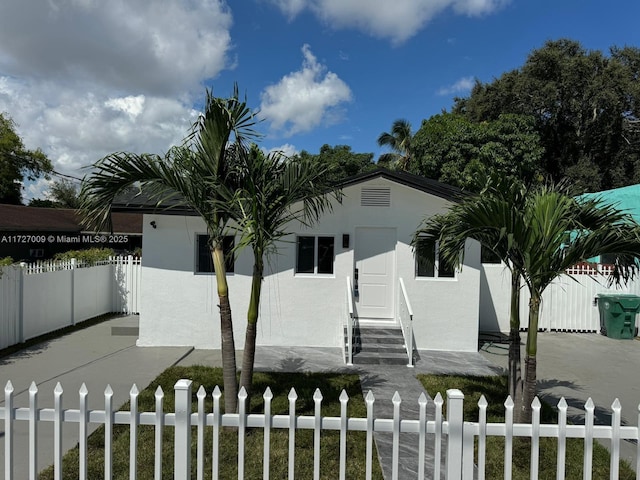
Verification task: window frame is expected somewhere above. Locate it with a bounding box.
[295,235,335,276]
[195,234,235,274]
[415,240,457,280]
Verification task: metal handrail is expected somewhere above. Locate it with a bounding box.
[345,276,356,365]
[398,278,414,367]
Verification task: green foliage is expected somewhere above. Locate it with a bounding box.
[0,113,53,205]
[296,144,375,183]
[29,179,81,209]
[412,113,544,191]
[39,367,383,480]
[53,248,114,265]
[0,256,13,266]
[27,198,57,208]
[418,374,635,479]
[453,39,640,193]
[377,119,414,170]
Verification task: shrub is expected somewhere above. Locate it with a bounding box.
[54,248,114,265]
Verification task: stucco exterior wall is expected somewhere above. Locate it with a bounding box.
[137,177,481,352]
[479,263,512,333]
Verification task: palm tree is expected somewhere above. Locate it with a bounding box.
[229,146,338,400]
[515,187,640,421]
[415,179,640,422]
[377,119,413,170]
[79,86,258,413]
[413,176,528,411]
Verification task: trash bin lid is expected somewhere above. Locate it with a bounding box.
[597,293,640,310]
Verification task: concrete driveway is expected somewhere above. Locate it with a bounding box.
[480,331,640,470]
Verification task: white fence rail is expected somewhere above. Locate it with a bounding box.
[2,380,639,480]
[0,256,141,349]
[481,263,640,333]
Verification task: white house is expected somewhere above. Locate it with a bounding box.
[116,170,482,357]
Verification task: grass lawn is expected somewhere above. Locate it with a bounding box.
[39,366,384,479]
[418,374,636,480]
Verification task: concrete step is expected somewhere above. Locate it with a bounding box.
[346,326,409,365]
[352,352,409,365]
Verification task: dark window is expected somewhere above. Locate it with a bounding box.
[296,236,334,274]
[317,236,335,274]
[196,235,234,273]
[416,240,455,278]
[296,236,315,273]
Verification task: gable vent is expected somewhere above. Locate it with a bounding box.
[361,187,391,207]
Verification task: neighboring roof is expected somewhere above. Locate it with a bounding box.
[579,184,640,223]
[0,204,143,234]
[111,168,463,214]
[112,190,194,215]
[336,168,464,202]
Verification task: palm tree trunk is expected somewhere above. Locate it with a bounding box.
[239,261,263,405]
[509,271,523,414]
[212,243,238,413]
[520,293,541,424]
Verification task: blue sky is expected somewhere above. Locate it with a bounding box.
[0,0,638,200]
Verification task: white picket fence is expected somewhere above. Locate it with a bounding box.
[0,256,141,349]
[481,263,640,333]
[2,380,639,480]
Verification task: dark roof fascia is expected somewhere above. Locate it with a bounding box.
[110,204,199,216]
[111,191,199,216]
[336,168,465,203]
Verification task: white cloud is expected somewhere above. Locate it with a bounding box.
[265,143,299,158]
[0,76,199,177]
[22,178,55,203]
[259,44,352,136]
[0,1,232,184]
[0,0,233,96]
[437,76,475,96]
[267,0,509,44]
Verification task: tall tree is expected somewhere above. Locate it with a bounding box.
[453,39,640,193]
[30,179,81,208]
[296,144,375,182]
[231,146,338,400]
[412,113,543,191]
[80,86,258,413]
[377,119,414,170]
[0,113,52,204]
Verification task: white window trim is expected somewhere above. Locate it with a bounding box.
[415,241,458,281]
[294,234,336,277]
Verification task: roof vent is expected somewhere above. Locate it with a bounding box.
[361,187,391,207]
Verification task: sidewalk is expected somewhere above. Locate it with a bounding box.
[0,315,192,480]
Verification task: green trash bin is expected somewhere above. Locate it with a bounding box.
[597,294,640,339]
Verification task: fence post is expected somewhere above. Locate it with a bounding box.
[71,258,76,326]
[19,263,25,343]
[174,379,193,479]
[446,389,464,480]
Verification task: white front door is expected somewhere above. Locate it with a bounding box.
[354,227,396,321]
